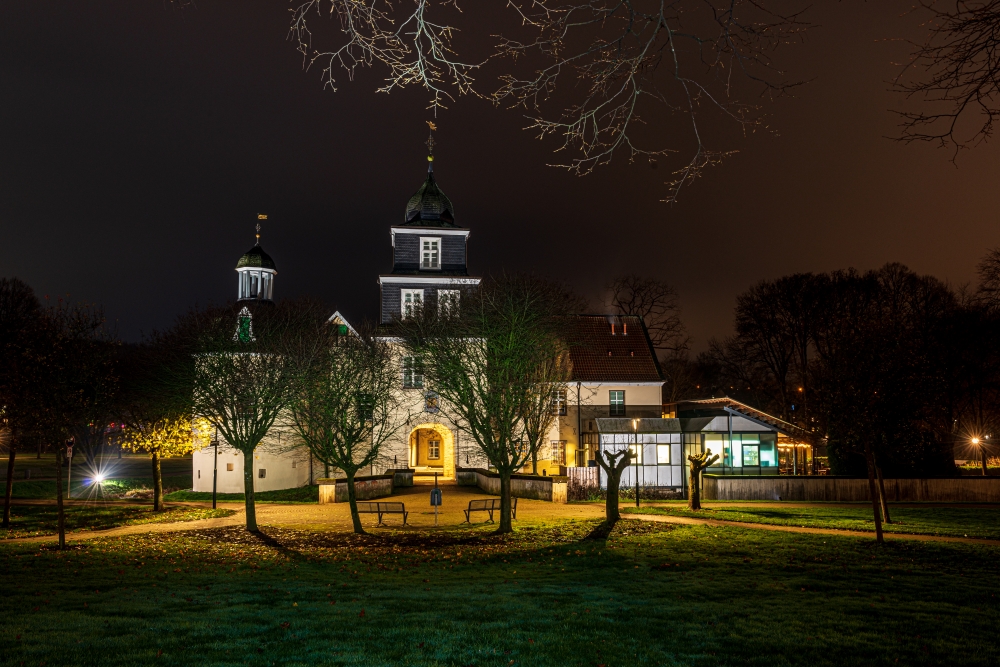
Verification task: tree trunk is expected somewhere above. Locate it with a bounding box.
[875,460,891,524]
[496,472,513,534]
[346,469,365,535]
[55,446,66,550]
[863,441,884,544]
[604,463,623,523]
[688,460,702,511]
[3,431,15,528]
[242,454,258,532]
[152,451,164,512]
[532,451,538,475]
[982,447,989,476]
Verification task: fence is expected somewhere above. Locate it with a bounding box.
[703,475,1000,502]
[567,467,600,501]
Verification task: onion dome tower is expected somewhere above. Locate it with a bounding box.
[377,124,480,324]
[236,221,276,302]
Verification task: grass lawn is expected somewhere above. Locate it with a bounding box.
[1,518,998,666]
[165,485,319,504]
[620,504,1000,540]
[1,505,235,540]
[7,476,193,500]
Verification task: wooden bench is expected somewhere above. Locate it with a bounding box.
[356,501,408,526]
[462,497,517,524]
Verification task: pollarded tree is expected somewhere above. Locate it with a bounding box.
[401,274,572,534]
[286,322,408,534]
[687,449,720,510]
[174,300,325,532]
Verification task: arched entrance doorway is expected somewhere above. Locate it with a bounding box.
[408,423,455,480]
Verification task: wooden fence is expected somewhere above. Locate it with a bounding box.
[703,475,1000,502]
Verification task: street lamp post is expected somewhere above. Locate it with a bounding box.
[212,426,219,509]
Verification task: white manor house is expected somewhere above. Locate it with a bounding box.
[192,159,788,496]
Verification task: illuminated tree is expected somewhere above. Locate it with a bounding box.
[121,416,198,511]
[687,449,719,510]
[286,323,408,534]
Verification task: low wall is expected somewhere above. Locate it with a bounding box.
[703,475,1000,502]
[316,475,394,504]
[456,467,567,503]
[385,468,414,487]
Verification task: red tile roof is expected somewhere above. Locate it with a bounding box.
[560,315,663,383]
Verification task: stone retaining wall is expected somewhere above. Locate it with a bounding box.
[456,467,567,503]
[316,475,395,504]
[703,475,1000,502]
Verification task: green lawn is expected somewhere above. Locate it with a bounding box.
[1,518,997,666]
[165,485,319,504]
[2,504,234,540]
[621,504,1000,539]
[7,476,192,500]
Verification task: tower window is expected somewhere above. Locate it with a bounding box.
[401,289,424,317]
[420,237,441,270]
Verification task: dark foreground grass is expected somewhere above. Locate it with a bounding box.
[165,485,319,504]
[621,504,1000,539]
[1,505,235,540]
[1,518,998,666]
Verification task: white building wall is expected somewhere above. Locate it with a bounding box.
[191,423,312,493]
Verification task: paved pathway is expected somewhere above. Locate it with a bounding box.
[5,484,1000,547]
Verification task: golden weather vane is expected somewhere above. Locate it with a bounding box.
[425,121,437,162]
[256,214,267,242]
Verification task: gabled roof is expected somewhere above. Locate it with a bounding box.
[327,311,358,337]
[561,315,663,384]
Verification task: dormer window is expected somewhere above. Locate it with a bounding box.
[421,237,441,270]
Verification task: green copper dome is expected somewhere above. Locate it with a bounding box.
[236,243,276,271]
[404,169,456,226]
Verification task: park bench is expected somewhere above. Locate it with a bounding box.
[463,497,517,524]
[356,501,408,526]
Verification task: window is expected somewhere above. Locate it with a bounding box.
[291,461,297,469]
[742,446,760,466]
[628,443,643,464]
[420,237,441,270]
[258,469,266,479]
[226,463,234,472]
[356,392,374,422]
[197,470,201,479]
[550,440,567,465]
[609,390,625,416]
[551,388,567,416]
[656,444,671,464]
[401,289,424,317]
[428,440,441,460]
[402,356,424,388]
[438,289,460,315]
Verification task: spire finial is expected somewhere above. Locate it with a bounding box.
[256,214,267,244]
[425,121,437,172]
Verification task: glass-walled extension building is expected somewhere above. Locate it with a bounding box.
[596,411,782,492]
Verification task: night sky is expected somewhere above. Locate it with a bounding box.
[2,2,998,350]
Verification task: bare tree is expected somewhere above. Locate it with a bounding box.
[0,278,44,529]
[289,1,812,201]
[401,274,573,534]
[895,2,1000,156]
[174,300,323,533]
[608,274,688,356]
[286,322,408,534]
[975,246,1000,309]
[687,449,720,510]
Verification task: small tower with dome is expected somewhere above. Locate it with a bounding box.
[236,221,277,302]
